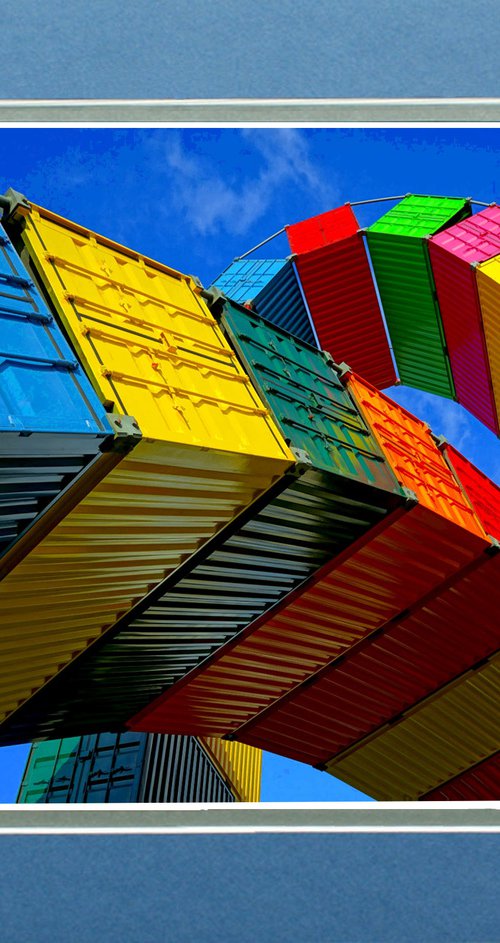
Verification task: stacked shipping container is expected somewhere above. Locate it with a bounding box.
[0,299,404,743]
[3,187,500,800]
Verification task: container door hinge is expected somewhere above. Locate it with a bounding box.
[0,272,34,291]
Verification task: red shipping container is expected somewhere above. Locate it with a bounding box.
[128,379,489,740]
[286,206,396,390]
[236,547,500,766]
[443,443,500,541]
[422,750,500,800]
[428,207,500,435]
[237,442,500,766]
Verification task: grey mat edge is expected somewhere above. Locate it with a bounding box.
[2,804,500,830]
[1,99,500,122]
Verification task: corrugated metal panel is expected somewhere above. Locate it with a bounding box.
[201,738,261,801]
[128,502,488,739]
[286,207,395,390]
[476,258,500,432]
[17,732,235,802]
[0,201,294,725]
[422,751,500,800]
[212,258,316,344]
[0,459,405,743]
[218,301,400,487]
[443,444,500,541]
[326,653,500,800]
[428,208,500,433]
[0,439,287,726]
[0,221,116,564]
[139,735,234,802]
[240,546,500,767]
[366,194,471,399]
[11,202,292,460]
[345,372,487,534]
[0,307,406,743]
[128,375,488,741]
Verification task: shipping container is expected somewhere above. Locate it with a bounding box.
[442,443,500,540]
[126,374,489,740]
[211,257,317,344]
[202,738,261,801]
[0,306,405,744]
[476,256,500,429]
[325,652,500,800]
[286,205,396,389]
[428,207,500,434]
[239,544,500,767]
[366,194,471,399]
[0,198,294,725]
[17,732,238,803]
[0,221,121,570]
[422,751,500,800]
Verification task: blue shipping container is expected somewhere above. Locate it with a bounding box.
[0,222,114,562]
[212,257,318,344]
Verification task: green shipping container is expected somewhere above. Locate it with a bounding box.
[366,194,471,399]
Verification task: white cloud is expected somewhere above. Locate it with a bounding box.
[161,130,336,237]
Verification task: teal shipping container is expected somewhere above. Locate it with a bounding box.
[17,732,235,803]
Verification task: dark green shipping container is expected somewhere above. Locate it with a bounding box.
[366,194,471,399]
[17,733,234,803]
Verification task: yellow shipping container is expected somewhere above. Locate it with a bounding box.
[202,737,262,802]
[0,201,293,723]
[326,655,500,800]
[476,259,500,430]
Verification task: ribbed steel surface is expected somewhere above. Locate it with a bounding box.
[422,751,500,800]
[202,738,262,801]
[0,305,405,743]
[17,732,235,802]
[326,653,500,800]
[219,300,399,486]
[291,234,396,390]
[346,373,487,534]
[428,210,500,432]
[366,195,471,399]
[240,546,499,766]
[476,259,500,431]
[443,444,500,541]
[0,439,285,726]
[127,502,488,739]
[139,735,235,802]
[212,258,316,344]
[0,463,403,743]
[0,222,113,562]
[11,202,291,461]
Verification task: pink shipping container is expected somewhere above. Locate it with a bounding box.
[286,206,397,390]
[428,207,500,435]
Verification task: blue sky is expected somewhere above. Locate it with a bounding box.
[1,127,499,803]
